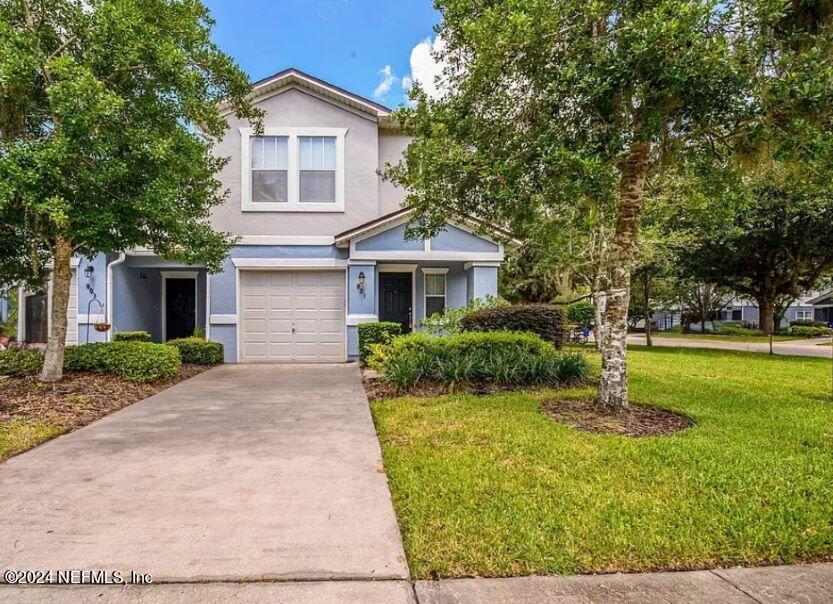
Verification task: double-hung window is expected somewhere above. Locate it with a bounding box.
[423,268,448,318]
[241,127,346,211]
[796,310,813,321]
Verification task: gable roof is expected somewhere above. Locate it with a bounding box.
[807,290,833,305]
[240,67,393,120]
[333,207,522,248]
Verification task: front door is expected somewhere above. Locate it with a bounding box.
[379,273,413,333]
[165,278,196,340]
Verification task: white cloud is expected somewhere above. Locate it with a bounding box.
[405,35,448,100]
[373,65,397,100]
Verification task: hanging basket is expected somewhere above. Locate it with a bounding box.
[93,322,111,333]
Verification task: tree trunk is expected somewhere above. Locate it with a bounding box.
[643,272,652,347]
[600,140,650,409]
[40,237,72,382]
[758,294,775,334]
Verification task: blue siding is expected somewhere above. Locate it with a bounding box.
[348,264,376,315]
[356,224,423,251]
[432,225,499,252]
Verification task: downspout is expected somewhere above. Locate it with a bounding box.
[105,252,126,342]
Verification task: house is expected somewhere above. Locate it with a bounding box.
[807,290,833,325]
[17,68,514,362]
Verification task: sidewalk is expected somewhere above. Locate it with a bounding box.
[625,334,832,358]
[3,563,831,602]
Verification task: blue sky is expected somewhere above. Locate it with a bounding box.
[203,0,441,108]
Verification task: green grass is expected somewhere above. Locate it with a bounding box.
[649,331,801,343]
[371,347,833,578]
[0,419,64,461]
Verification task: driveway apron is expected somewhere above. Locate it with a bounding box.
[0,364,409,582]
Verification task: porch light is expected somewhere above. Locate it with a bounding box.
[357,271,366,296]
[84,265,94,279]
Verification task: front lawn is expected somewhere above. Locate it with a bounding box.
[371,347,833,578]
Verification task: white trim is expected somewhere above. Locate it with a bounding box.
[347,314,378,326]
[209,314,238,325]
[161,272,198,342]
[348,259,376,265]
[231,258,348,269]
[240,127,347,213]
[17,287,25,341]
[421,267,450,275]
[45,258,81,268]
[464,261,502,270]
[377,263,418,273]
[161,270,198,279]
[239,235,335,246]
[105,252,127,341]
[423,270,447,319]
[350,250,504,262]
[77,313,106,324]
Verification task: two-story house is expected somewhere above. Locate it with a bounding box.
[16,69,513,362]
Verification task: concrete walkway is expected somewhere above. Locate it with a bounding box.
[0,364,408,583]
[626,334,832,358]
[3,563,831,602]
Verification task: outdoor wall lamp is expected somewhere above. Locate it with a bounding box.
[357,271,366,296]
[84,265,94,279]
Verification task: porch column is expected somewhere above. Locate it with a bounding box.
[465,262,500,303]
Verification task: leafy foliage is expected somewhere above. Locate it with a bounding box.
[373,331,587,389]
[166,337,223,364]
[566,301,595,327]
[417,295,506,336]
[358,322,402,365]
[461,305,566,347]
[0,349,44,377]
[114,331,152,342]
[788,325,833,338]
[64,342,180,382]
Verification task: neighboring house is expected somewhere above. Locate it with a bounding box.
[17,68,515,362]
[807,290,833,325]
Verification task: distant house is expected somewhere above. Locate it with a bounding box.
[807,290,833,325]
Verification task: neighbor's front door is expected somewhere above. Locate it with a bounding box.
[165,278,196,340]
[379,273,412,333]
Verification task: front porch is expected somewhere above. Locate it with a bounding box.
[110,254,207,342]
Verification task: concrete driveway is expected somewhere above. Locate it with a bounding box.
[0,364,408,583]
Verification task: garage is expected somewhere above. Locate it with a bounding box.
[239,270,346,362]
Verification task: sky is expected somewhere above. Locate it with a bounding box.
[203,0,443,109]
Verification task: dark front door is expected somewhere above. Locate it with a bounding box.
[379,273,413,333]
[165,278,196,340]
[25,293,48,343]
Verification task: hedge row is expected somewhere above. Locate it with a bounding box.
[358,322,402,365]
[461,304,566,347]
[166,337,224,364]
[0,342,180,382]
[371,331,587,389]
[113,331,152,342]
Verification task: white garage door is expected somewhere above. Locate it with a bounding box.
[240,270,345,362]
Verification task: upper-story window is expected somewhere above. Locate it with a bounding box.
[241,127,346,212]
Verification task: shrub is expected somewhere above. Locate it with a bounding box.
[419,295,506,335]
[358,322,402,365]
[788,325,833,337]
[192,326,206,339]
[567,300,595,327]
[166,337,223,364]
[790,319,827,328]
[373,331,588,389]
[0,349,44,377]
[461,304,566,347]
[114,330,152,342]
[64,342,180,382]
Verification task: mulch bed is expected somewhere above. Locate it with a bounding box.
[1,364,209,433]
[541,396,693,437]
[363,376,529,402]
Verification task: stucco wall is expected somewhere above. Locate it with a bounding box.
[378,130,410,215]
[212,87,384,237]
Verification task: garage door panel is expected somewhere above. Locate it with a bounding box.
[240,270,345,362]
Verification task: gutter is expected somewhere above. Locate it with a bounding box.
[105,252,126,342]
